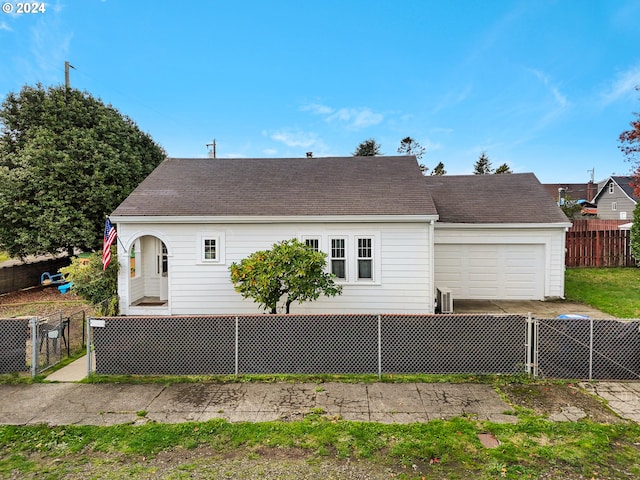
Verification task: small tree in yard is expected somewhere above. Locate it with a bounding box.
[60,251,119,315]
[229,239,342,314]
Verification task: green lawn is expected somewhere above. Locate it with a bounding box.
[1,414,639,479]
[564,267,640,318]
[0,251,10,263]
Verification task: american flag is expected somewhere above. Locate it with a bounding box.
[102,218,117,270]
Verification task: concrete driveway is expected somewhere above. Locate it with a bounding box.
[454,299,616,319]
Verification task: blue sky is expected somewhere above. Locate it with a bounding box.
[1,0,639,183]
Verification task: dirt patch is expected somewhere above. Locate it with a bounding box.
[0,286,93,354]
[501,382,623,423]
[0,286,90,319]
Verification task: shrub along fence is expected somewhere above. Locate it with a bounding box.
[84,313,640,380]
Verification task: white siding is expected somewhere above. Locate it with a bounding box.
[434,226,566,300]
[116,222,433,315]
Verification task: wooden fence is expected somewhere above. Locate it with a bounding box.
[566,220,636,267]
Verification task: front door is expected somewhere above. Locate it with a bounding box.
[158,240,168,301]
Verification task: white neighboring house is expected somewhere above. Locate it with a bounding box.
[110,156,571,315]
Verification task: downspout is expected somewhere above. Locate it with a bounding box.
[429,219,436,313]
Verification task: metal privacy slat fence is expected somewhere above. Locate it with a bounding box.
[382,314,527,374]
[88,314,530,376]
[536,318,640,380]
[0,315,68,375]
[92,316,236,375]
[0,318,29,373]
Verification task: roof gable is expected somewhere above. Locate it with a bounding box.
[592,176,638,204]
[112,156,438,217]
[423,173,569,224]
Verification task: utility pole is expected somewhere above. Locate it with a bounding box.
[64,61,75,89]
[206,139,217,159]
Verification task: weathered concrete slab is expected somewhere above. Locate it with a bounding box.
[2,381,640,426]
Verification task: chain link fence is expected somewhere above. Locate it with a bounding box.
[0,305,92,377]
[535,318,640,380]
[87,314,530,376]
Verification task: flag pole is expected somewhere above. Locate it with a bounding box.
[106,216,127,251]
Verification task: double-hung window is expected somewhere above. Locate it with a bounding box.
[357,237,373,280]
[304,238,320,252]
[330,238,346,280]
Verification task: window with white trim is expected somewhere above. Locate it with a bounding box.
[203,238,217,261]
[330,238,346,280]
[304,237,320,252]
[357,237,373,280]
[612,202,617,211]
[198,232,225,265]
[609,183,614,194]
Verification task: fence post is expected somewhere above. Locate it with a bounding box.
[235,316,239,377]
[30,317,37,378]
[377,314,382,380]
[86,315,91,377]
[525,313,532,375]
[589,318,593,381]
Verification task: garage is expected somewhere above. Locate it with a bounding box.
[435,243,545,300]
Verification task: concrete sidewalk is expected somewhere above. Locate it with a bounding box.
[0,381,519,426]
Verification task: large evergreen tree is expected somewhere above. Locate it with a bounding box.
[473,151,493,174]
[0,84,166,258]
[353,138,382,156]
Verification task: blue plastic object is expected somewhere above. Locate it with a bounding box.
[57,282,72,294]
[556,314,590,320]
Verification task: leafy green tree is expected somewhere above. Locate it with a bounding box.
[558,194,583,219]
[229,238,342,314]
[59,251,119,315]
[619,107,640,196]
[631,202,640,263]
[494,163,513,174]
[473,151,493,174]
[430,161,446,176]
[0,84,165,258]
[353,138,382,156]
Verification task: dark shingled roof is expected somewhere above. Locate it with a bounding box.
[593,176,638,203]
[112,156,438,217]
[423,172,569,224]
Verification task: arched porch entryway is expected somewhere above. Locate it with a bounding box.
[128,235,169,308]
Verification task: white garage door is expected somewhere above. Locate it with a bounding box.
[435,244,545,300]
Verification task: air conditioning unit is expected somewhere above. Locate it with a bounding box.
[435,286,454,314]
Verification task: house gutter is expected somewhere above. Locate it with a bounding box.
[433,222,572,229]
[109,214,440,224]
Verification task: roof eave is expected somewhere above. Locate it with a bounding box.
[434,222,572,229]
[110,214,440,224]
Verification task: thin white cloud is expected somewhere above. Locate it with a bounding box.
[431,85,472,114]
[271,130,317,148]
[601,64,640,105]
[530,68,569,109]
[301,103,334,115]
[0,21,11,31]
[301,102,384,130]
[327,107,383,129]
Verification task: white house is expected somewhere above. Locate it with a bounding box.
[110,156,570,315]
